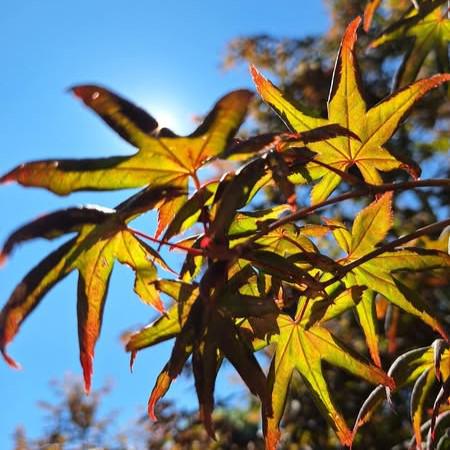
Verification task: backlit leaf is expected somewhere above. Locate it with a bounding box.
[266,301,394,448]
[350,192,393,260]
[251,18,450,203]
[0,186,180,392]
[1,87,253,234]
[328,194,450,365]
[363,0,382,31]
[125,280,198,354]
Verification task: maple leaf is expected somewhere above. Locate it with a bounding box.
[140,262,273,437]
[125,279,199,360]
[371,0,450,88]
[126,262,279,435]
[363,0,383,32]
[0,186,181,392]
[125,261,274,354]
[159,123,359,247]
[354,339,450,449]
[251,17,450,204]
[326,192,450,367]
[265,290,394,449]
[162,181,220,241]
[0,86,253,235]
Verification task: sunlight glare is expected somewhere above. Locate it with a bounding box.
[152,108,181,132]
[140,95,190,135]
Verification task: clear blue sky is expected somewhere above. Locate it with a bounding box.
[0,1,329,445]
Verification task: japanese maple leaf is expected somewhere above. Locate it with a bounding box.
[265,289,394,449]
[371,0,450,87]
[0,86,253,235]
[251,16,450,204]
[363,0,382,31]
[355,339,450,449]
[129,264,272,438]
[0,186,181,392]
[363,0,415,32]
[326,192,449,367]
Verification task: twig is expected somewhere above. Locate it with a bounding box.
[323,219,450,287]
[241,179,450,248]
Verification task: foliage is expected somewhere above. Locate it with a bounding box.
[2,1,450,449]
[366,0,449,88]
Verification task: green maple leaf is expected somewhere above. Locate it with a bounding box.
[371,0,450,88]
[0,86,253,235]
[265,290,394,449]
[251,16,450,204]
[326,192,449,367]
[0,186,181,392]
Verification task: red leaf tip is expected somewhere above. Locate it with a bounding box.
[342,17,362,51]
[0,171,14,185]
[0,252,7,267]
[412,73,450,97]
[129,350,137,373]
[1,348,21,370]
[70,85,103,104]
[200,236,212,249]
[249,65,267,92]
[337,427,354,447]
[265,427,281,450]
[80,351,93,394]
[147,394,158,421]
[147,369,172,421]
[435,322,449,343]
[386,375,396,392]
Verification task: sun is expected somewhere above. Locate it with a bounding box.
[140,97,186,134]
[152,108,181,132]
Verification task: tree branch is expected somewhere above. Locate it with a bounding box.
[240,178,450,248]
[323,218,450,287]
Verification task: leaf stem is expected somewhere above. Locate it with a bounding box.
[191,171,210,235]
[129,227,204,256]
[191,172,202,191]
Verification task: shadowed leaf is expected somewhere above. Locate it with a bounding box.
[355,341,450,446]
[371,1,450,87]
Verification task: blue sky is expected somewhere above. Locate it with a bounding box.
[0,1,329,445]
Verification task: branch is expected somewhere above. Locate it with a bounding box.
[240,178,450,248]
[323,218,450,287]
